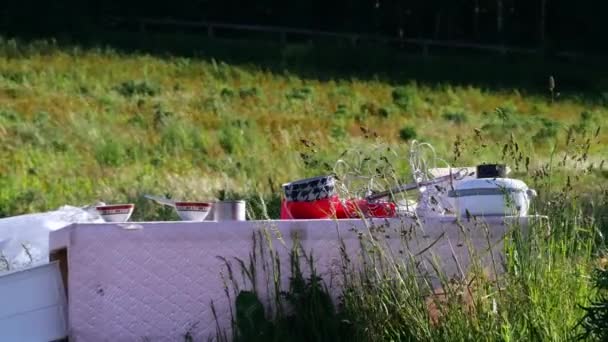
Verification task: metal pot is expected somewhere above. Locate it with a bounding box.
[448,178,537,217]
[213,200,246,221]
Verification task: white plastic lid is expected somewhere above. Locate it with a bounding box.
[455,178,528,191]
[449,178,529,198]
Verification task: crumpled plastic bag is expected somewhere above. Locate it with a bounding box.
[0,204,105,274]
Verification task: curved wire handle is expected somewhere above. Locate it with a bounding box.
[333,158,366,198]
[408,140,468,214]
[330,140,467,214]
[332,143,402,200]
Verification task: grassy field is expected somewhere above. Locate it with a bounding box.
[0,37,605,220]
[0,37,607,340]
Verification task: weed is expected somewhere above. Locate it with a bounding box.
[0,70,28,84]
[153,104,173,128]
[442,111,469,124]
[494,102,520,124]
[94,139,126,167]
[334,104,349,117]
[330,124,348,140]
[217,233,354,342]
[575,110,599,133]
[218,121,246,154]
[0,108,18,121]
[360,102,389,118]
[577,267,608,340]
[286,87,313,100]
[127,113,147,128]
[115,80,160,97]
[534,117,561,141]
[239,87,260,99]
[220,87,235,98]
[392,85,417,111]
[399,125,418,141]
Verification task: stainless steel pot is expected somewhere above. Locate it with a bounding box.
[213,200,246,221]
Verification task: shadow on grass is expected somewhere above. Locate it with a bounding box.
[3,30,608,104]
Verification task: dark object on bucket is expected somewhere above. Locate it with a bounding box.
[476,164,507,178]
[282,175,336,202]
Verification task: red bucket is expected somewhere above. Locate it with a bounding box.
[343,199,397,218]
[280,196,396,219]
[280,195,346,219]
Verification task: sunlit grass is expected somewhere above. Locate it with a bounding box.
[215,144,604,341]
[0,38,606,218]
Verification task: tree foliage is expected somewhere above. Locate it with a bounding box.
[0,1,607,52]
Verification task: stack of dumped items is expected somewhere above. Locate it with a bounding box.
[0,205,104,341]
[0,205,104,274]
[279,142,538,220]
[279,164,537,220]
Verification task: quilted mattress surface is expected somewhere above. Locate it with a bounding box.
[50,216,534,341]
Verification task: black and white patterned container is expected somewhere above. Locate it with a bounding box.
[282,175,337,202]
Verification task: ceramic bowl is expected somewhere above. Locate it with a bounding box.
[96,204,135,222]
[174,202,213,221]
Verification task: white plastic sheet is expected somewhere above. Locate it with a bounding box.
[0,205,104,274]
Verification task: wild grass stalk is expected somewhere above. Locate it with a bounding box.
[212,135,602,341]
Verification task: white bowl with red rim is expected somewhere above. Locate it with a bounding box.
[96,204,135,222]
[174,202,213,221]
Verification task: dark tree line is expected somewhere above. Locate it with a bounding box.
[1,1,606,53]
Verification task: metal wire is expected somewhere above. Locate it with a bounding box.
[409,140,471,215]
[330,140,470,216]
[332,143,401,200]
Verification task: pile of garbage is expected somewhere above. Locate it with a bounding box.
[0,205,104,274]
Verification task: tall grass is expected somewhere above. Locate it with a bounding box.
[578,267,608,340]
[215,194,599,341]
[213,136,604,341]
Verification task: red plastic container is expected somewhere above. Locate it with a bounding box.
[281,195,343,219]
[343,199,396,218]
[280,196,396,220]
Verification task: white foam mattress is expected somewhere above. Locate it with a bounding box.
[50,216,537,341]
